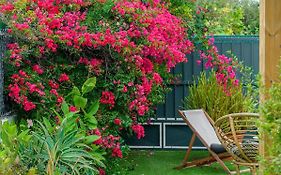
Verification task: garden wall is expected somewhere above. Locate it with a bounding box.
[126,35,259,149]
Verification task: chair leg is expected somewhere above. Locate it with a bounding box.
[250,166,257,175]
[175,133,196,170]
[208,149,232,174]
[235,164,240,175]
[182,133,196,164]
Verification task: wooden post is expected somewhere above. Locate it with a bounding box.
[259,0,281,172]
[260,0,281,88]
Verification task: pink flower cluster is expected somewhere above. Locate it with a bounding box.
[0,2,14,13]
[132,124,145,139]
[114,0,194,71]
[199,37,239,91]
[32,64,44,75]
[91,129,123,158]
[7,43,23,67]
[129,77,152,116]
[78,57,103,75]
[6,41,70,108]
[58,73,70,82]
[8,71,40,111]
[100,91,115,109]
[3,0,193,118]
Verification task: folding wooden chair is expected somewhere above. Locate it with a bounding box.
[175,109,245,175]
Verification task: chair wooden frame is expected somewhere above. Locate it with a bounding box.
[175,110,248,175]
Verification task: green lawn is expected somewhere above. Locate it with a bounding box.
[124,150,251,175]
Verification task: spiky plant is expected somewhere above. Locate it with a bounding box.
[20,117,104,175]
[184,71,256,122]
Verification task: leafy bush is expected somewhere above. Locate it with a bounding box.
[184,71,257,122]
[21,117,105,175]
[0,104,105,175]
[259,64,281,175]
[0,121,35,175]
[1,78,105,174]
[167,0,259,35]
[239,0,259,35]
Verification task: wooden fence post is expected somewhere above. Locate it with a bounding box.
[259,0,281,172]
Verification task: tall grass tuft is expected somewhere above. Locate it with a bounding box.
[184,71,256,122]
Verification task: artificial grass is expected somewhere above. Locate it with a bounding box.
[124,150,251,175]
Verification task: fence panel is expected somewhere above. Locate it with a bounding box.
[127,36,259,149]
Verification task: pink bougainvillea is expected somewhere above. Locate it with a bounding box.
[58,73,70,82]
[1,0,240,172]
[69,106,77,112]
[32,64,44,75]
[114,118,122,126]
[132,124,145,139]
[100,91,115,109]
[198,37,239,92]
[92,128,123,158]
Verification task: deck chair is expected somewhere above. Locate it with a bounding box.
[175,109,236,174]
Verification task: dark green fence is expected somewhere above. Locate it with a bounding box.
[127,36,259,149]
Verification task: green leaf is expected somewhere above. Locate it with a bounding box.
[72,86,81,96]
[61,113,75,129]
[18,129,32,143]
[82,77,96,95]
[88,101,99,116]
[66,86,81,98]
[84,135,100,145]
[65,112,74,119]
[52,109,62,122]
[85,114,97,130]
[43,117,53,133]
[1,121,17,146]
[73,96,88,109]
[62,101,69,115]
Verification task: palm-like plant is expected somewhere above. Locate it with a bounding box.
[21,117,104,175]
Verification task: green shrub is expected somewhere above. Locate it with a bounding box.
[0,77,105,174]
[259,64,281,175]
[20,117,104,175]
[0,121,36,175]
[184,71,256,122]
[167,0,259,35]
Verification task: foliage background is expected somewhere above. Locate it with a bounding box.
[168,0,259,35]
[259,63,281,175]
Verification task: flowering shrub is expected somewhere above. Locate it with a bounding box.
[167,1,240,92]
[0,0,240,173]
